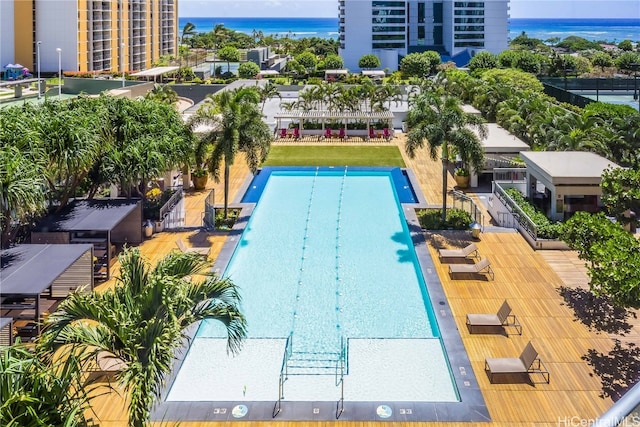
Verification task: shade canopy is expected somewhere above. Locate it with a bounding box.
[1,244,93,295]
[35,199,140,232]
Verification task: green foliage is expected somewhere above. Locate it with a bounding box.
[584,102,637,121]
[324,54,344,70]
[562,212,640,308]
[400,51,441,77]
[618,39,634,51]
[296,51,318,71]
[215,207,240,229]
[237,61,260,78]
[497,50,519,68]
[615,51,640,72]
[468,51,498,72]
[479,68,544,93]
[509,31,546,50]
[40,248,247,427]
[556,36,602,52]
[218,45,240,63]
[601,167,640,226]
[0,344,97,426]
[512,51,545,74]
[417,208,473,230]
[504,188,561,239]
[359,54,382,70]
[590,51,614,70]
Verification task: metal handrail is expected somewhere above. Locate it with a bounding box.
[273,333,293,418]
[493,183,539,240]
[203,189,215,230]
[449,189,485,230]
[159,185,183,220]
[335,336,346,419]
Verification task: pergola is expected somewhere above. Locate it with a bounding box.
[274,110,394,137]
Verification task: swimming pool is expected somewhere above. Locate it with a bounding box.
[160,167,487,421]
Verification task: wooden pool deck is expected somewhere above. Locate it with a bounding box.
[88,135,627,426]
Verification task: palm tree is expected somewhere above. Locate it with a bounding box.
[189,87,272,219]
[405,86,487,223]
[144,83,179,106]
[40,248,247,427]
[257,81,281,113]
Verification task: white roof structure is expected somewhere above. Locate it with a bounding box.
[258,70,279,76]
[130,66,179,77]
[520,151,620,185]
[362,70,385,78]
[477,123,529,153]
[274,110,394,120]
[324,69,349,75]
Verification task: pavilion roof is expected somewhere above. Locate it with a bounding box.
[274,110,394,120]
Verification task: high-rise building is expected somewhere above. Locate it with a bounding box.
[0,0,177,75]
[339,0,509,71]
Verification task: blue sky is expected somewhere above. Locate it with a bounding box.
[179,0,640,18]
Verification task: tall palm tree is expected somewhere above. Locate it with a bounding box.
[40,248,246,427]
[189,87,271,219]
[257,81,281,113]
[405,86,487,223]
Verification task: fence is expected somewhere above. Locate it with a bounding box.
[449,190,485,229]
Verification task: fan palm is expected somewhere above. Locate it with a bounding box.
[405,86,487,223]
[39,248,246,427]
[189,87,271,219]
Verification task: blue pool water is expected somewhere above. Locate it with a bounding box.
[197,169,438,355]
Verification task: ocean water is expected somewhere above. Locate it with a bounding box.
[179,17,640,43]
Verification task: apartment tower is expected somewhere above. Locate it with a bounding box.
[0,0,177,74]
[338,0,509,71]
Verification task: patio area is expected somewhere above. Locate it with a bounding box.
[86,135,628,426]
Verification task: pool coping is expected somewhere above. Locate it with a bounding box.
[151,167,489,422]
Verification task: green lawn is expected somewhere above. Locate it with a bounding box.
[262,145,406,167]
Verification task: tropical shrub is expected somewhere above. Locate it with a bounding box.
[504,188,561,239]
[359,54,381,70]
[417,208,473,230]
[237,61,260,79]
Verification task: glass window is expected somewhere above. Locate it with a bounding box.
[372,17,406,23]
[454,41,484,47]
[454,25,484,31]
[454,2,484,7]
[373,34,406,40]
[372,26,406,32]
[454,9,484,15]
[433,26,443,44]
[417,25,425,45]
[373,9,405,15]
[433,2,443,23]
[372,1,405,6]
[418,2,425,23]
[454,33,485,39]
[373,42,406,48]
[454,17,485,23]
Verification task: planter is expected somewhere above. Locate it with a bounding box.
[193,174,208,190]
[154,221,164,233]
[454,174,470,188]
[143,222,153,238]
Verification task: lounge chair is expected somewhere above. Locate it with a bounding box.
[383,128,391,141]
[485,341,549,384]
[339,127,347,139]
[323,128,332,140]
[466,300,522,335]
[279,128,287,139]
[369,128,376,140]
[448,257,494,280]
[438,243,479,261]
[176,238,210,257]
[293,127,300,140]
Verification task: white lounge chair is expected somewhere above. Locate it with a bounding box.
[485,341,549,384]
[466,300,522,335]
[438,243,479,261]
[448,257,494,280]
[176,238,210,257]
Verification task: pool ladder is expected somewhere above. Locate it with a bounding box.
[273,335,347,419]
